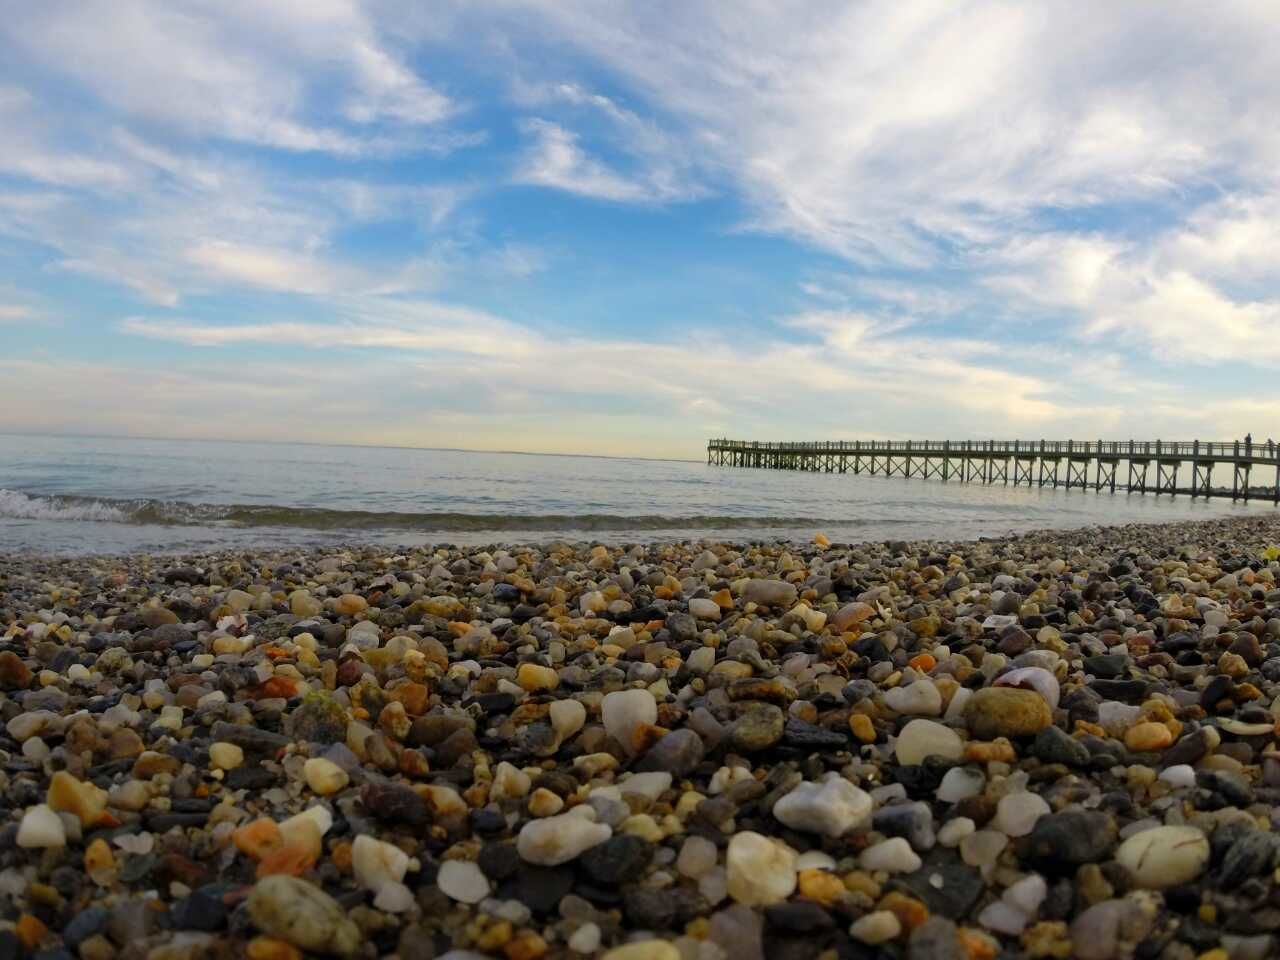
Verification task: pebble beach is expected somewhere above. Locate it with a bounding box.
[3,514,1280,960]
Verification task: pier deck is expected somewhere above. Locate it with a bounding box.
[707,439,1280,503]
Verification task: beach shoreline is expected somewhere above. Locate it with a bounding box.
[1,513,1279,958]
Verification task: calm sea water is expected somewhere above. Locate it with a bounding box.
[0,433,1265,556]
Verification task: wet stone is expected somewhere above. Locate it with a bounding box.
[580,834,654,885]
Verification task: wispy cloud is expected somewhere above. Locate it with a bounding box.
[513,119,698,204]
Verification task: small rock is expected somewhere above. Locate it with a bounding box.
[602,689,658,754]
[726,831,797,905]
[895,719,964,765]
[859,837,922,874]
[964,687,1053,739]
[517,812,611,865]
[743,580,798,608]
[17,804,66,848]
[437,860,491,904]
[992,792,1050,838]
[773,779,872,838]
[1115,825,1209,889]
[246,876,361,957]
[850,910,901,944]
[303,757,349,795]
[730,703,786,752]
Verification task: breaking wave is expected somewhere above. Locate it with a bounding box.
[0,489,873,533]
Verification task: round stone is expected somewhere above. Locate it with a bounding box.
[1115,825,1209,888]
[436,859,491,904]
[964,688,1053,739]
[895,719,964,766]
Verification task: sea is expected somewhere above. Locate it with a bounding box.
[0,433,1266,556]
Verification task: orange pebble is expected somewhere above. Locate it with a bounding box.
[331,840,353,873]
[16,915,47,950]
[959,927,1000,960]
[256,842,318,878]
[84,837,115,876]
[233,818,283,860]
[246,937,303,960]
[909,654,936,672]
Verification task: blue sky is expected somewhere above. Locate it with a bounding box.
[2,1,1279,458]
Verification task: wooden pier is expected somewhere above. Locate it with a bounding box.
[707,439,1280,503]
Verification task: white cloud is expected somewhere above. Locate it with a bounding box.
[514,119,684,203]
[2,1,455,156]
[465,3,1280,261]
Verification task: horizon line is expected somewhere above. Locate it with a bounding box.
[0,429,704,465]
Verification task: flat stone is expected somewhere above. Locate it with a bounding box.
[1026,811,1118,868]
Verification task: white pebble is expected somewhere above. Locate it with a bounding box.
[1004,873,1048,915]
[1158,764,1196,789]
[437,859,491,904]
[1115,825,1209,888]
[937,817,976,847]
[602,689,657,754]
[850,910,901,944]
[993,792,1050,837]
[352,835,410,892]
[884,678,942,716]
[936,767,985,803]
[858,837,922,874]
[677,836,718,879]
[373,881,415,913]
[773,779,872,838]
[550,699,587,742]
[620,772,673,801]
[518,812,611,866]
[894,719,964,766]
[726,831,797,905]
[16,805,65,849]
[979,899,1030,935]
[568,922,602,953]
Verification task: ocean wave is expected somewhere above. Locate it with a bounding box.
[0,489,129,523]
[0,489,880,533]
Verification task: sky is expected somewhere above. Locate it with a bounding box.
[2,1,1279,459]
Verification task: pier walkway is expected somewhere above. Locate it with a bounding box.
[707,439,1280,503]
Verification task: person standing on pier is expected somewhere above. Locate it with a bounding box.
[1245,432,1252,454]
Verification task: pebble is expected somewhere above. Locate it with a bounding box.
[964,687,1053,739]
[1114,825,1210,888]
[742,579,797,607]
[992,792,1050,837]
[726,832,797,905]
[246,876,361,957]
[517,813,612,865]
[1,517,1277,957]
[437,860,491,904]
[602,689,657,754]
[895,718,964,765]
[352,835,410,892]
[936,766,985,802]
[849,910,901,944]
[885,678,943,716]
[303,757,349,795]
[209,742,244,770]
[601,942,681,960]
[859,837,923,874]
[772,778,872,837]
[16,804,66,848]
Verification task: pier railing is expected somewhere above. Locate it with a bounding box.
[707,438,1280,503]
[707,439,1280,462]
